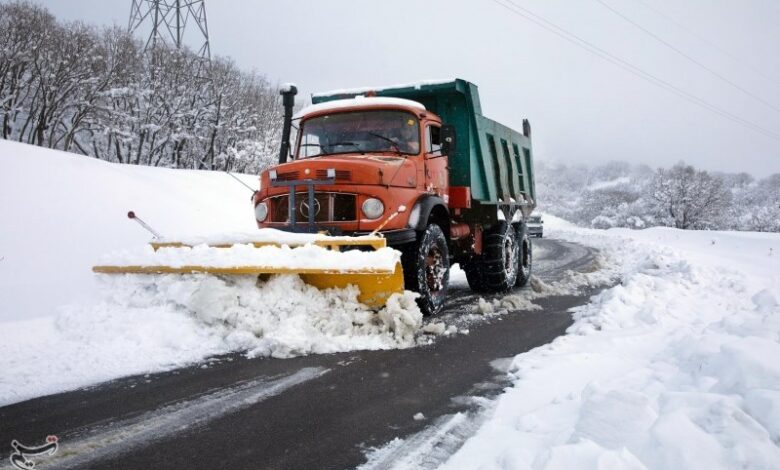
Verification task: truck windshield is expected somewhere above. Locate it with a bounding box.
[297,110,420,158]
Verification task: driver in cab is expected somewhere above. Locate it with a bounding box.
[396,118,419,154]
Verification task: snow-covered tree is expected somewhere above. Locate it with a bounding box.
[649,162,731,229]
[0,1,284,173]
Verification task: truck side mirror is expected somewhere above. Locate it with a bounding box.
[441,125,456,156]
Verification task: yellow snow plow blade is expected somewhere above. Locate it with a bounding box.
[92,236,404,309]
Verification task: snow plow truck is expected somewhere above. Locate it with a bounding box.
[95,79,537,315]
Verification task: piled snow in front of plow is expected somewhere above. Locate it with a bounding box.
[0,140,423,406]
[1,274,421,405]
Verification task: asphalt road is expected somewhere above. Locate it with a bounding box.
[1,238,602,470]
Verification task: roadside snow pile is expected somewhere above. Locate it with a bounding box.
[440,218,780,469]
[0,274,422,406]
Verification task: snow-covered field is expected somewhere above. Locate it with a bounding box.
[367,216,780,470]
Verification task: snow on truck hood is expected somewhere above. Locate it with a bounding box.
[294,96,425,119]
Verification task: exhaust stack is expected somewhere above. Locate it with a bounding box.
[279,84,298,164]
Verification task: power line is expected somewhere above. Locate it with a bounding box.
[632,0,780,86]
[594,0,779,113]
[489,0,780,142]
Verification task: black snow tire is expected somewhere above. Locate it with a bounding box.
[400,223,450,316]
[515,223,533,287]
[464,222,519,293]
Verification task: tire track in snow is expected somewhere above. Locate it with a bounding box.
[45,367,327,468]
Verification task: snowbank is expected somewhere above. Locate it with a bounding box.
[0,141,423,406]
[438,222,780,469]
[0,139,259,322]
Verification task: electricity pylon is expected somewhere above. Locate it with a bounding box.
[128,0,211,60]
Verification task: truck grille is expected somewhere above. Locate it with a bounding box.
[275,171,300,181]
[274,170,350,182]
[270,193,356,223]
[316,169,352,181]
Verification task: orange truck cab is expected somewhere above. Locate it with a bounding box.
[253,80,536,315]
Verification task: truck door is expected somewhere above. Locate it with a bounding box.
[425,124,449,202]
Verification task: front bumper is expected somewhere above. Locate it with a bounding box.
[355,228,417,246]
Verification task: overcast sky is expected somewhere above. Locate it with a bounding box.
[24,0,780,175]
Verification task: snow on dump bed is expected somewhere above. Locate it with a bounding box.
[100,243,400,272]
[431,218,780,470]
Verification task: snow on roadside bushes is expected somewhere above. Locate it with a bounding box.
[438,217,780,469]
[0,274,422,406]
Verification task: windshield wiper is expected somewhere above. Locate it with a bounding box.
[367,132,402,154]
[299,143,329,157]
[326,142,364,154]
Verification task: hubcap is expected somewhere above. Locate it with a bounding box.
[425,246,446,295]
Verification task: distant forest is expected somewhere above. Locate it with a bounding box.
[0,1,284,173]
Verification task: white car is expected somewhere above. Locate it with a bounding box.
[527,214,543,237]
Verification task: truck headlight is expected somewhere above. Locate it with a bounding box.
[255,202,268,222]
[362,198,384,219]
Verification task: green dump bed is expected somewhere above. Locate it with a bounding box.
[311,79,536,208]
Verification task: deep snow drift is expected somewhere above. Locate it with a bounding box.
[0,141,424,405]
[364,216,780,470]
[1,139,259,322]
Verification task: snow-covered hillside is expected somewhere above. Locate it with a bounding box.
[1,139,260,322]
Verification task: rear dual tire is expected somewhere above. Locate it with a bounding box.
[464,221,532,292]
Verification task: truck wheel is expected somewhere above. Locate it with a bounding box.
[400,223,450,315]
[464,222,519,293]
[515,224,532,287]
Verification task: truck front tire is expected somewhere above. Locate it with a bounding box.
[400,223,450,316]
[464,222,519,293]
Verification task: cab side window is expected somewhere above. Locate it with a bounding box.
[426,125,442,154]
